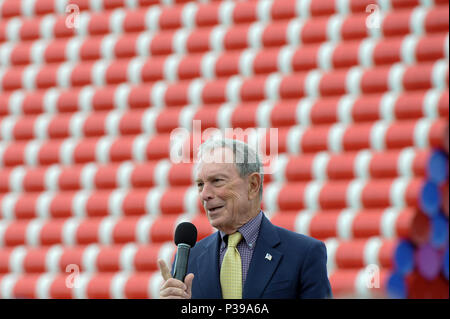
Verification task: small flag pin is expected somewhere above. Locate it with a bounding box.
[265,253,272,261]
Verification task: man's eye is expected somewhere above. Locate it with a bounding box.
[197,183,204,188]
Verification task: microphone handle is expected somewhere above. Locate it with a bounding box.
[173,243,191,281]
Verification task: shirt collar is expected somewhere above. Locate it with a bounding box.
[220,210,263,249]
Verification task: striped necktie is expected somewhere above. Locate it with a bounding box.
[220,232,243,299]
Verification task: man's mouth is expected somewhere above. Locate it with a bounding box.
[208,205,224,213]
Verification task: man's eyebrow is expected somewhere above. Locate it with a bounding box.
[195,174,229,183]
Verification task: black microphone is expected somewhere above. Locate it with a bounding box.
[173,222,197,282]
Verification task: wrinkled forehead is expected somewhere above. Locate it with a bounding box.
[194,147,239,180]
[199,146,234,162]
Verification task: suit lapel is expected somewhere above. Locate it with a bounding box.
[243,215,282,298]
[196,232,222,298]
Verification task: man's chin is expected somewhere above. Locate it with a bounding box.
[207,215,225,231]
[208,216,221,228]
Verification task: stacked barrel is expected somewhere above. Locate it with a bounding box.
[0,0,449,299]
[387,124,449,299]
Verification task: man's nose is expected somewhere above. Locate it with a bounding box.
[200,183,214,202]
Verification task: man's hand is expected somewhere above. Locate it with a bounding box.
[158,259,195,299]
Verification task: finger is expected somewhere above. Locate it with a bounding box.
[160,286,189,299]
[162,278,187,291]
[159,278,187,299]
[161,295,186,299]
[158,259,172,281]
[184,273,194,298]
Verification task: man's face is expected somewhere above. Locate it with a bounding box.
[195,147,252,234]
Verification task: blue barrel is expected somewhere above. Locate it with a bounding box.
[427,150,449,185]
[430,212,448,249]
[387,272,407,299]
[394,240,415,275]
[420,181,441,217]
[443,246,449,281]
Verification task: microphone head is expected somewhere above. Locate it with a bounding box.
[174,222,198,247]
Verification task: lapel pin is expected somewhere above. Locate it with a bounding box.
[265,253,272,261]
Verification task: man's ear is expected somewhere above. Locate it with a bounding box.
[248,173,261,200]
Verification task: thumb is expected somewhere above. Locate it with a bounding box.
[184,273,195,297]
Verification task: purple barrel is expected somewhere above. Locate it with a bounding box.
[415,243,442,281]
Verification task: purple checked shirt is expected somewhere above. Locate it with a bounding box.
[219,211,263,286]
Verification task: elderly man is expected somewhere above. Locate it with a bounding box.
[158,138,332,299]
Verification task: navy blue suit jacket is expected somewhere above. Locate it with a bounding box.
[185,214,332,299]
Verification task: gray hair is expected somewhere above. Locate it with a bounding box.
[195,138,264,199]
